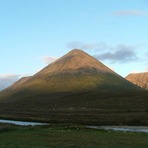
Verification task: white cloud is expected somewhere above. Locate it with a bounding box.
[41,56,57,65]
[0,74,20,90]
[113,10,148,16]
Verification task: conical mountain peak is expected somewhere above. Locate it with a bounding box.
[66,49,88,56]
[35,49,114,76]
[0,49,143,96]
[67,48,84,53]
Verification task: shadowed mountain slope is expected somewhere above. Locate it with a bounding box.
[126,72,148,89]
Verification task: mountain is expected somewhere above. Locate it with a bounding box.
[126,72,148,89]
[0,49,146,125]
[2,49,141,94]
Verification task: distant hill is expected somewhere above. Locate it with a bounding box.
[126,72,148,89]
[0,49,147,125]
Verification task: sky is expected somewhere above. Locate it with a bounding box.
[0,0,148,90]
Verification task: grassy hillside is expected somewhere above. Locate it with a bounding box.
[0,73,146,126]
[0,72,143,99]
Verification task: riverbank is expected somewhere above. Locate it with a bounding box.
[1,119,148,134]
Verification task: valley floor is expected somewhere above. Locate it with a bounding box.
[0,123,148,148]
[0,91,148,126]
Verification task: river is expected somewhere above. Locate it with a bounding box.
[0,119,48,126]
[0,119,148,133]
[87,126,148,133]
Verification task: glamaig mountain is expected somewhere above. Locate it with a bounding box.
[0,49,147,125]
[1,49,141,94]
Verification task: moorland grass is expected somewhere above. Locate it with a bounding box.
[0,123,148,147]
[0,91,148,126]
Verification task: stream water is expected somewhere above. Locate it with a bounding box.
[1,119,148,133]
[0,119,48,126]
[87,126,148,133]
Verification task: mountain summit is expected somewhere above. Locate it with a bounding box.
[36,49,114,76]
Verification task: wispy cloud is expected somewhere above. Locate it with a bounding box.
[94,44,138,63]
[0,74,20,90]
[41,56,57,65]
[113,10,148,16]
[67,41,140,63]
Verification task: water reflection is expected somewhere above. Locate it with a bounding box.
[0,119,48,126]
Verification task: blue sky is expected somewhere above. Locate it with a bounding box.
[0,0,148,90]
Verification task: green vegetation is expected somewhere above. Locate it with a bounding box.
[0,123,148,148]
[0,91,148,125]
[25,73,143,93]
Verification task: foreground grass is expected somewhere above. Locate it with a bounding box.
[0,124,148,148]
